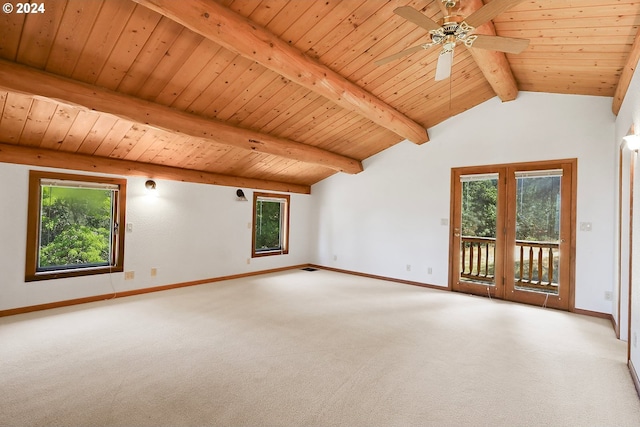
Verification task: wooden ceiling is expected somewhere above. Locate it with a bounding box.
[0,0,639,194]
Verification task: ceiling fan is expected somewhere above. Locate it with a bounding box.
[375,0,530,81]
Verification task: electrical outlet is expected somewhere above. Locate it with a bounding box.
[428,267,433,275]
[580,222,592,232]
[604,291,612,301]
[124,271,134,280]
[406,264,411,272]
[126,223,133,232]
[440,218,448,226]
[246,258,250,265]
[333,255,337,261]
[150,268,157,277]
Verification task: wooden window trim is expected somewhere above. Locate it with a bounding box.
[252,192,290,258]
[25,171,126,282]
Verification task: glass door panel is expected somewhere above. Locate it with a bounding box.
[460,174,499,286]
[451,170,504,299]
[513,170,562,295]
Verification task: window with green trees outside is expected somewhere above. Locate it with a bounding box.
[252,193,290,257]
[25,171,126,281]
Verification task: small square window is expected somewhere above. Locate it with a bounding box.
[252,193,290,257]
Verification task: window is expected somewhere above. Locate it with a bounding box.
[252,192,290,257]
[25,171,126,281]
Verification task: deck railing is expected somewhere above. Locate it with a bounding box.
[460,236,559,293]
[460,236,495,283]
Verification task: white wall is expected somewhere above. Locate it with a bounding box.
[311,92,616,314]
[616,63,640,371]
[0,163,312,311]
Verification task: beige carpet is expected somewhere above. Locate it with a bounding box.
[1,269,639,426]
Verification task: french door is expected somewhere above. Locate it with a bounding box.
[449,160,575,311]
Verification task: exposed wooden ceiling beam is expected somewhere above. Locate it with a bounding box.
[613,27,640,115]
[0,143,310,194]
[0,60,362,175]
[439,0,519,102]
[132,0,429,144]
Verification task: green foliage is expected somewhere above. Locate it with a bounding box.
[38,186,113,269]
[461,179,497,238]
[461,176,561,242]
[515,177,560,242]
[255,200,282,251]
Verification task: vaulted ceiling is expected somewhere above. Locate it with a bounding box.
[0,0,639,194]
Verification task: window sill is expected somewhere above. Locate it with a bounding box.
[26,265,124,282]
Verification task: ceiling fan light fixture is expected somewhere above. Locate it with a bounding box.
[442,0,457,9]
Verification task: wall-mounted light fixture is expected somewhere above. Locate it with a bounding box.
[624,126,640,151]
[145,179,157,190]
[236,189,248,201]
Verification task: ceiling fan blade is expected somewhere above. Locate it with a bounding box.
[435,49,454,81]
[374,44,430,66]
[394,6,441,32]
[464,0,527,28]
[469,34,530,54]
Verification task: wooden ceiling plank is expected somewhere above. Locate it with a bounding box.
[116,17,185,95]
[46,0,105,77]
[0,6,26,60]
[0,61,361,174]
[291,0,368,57]
[242,85,311,131]
[0,92,7,121]
[169,48,240,110]
[280,99,346,142]
[0,142,310,194]
[76,114,121,155]
[441,0,520,102]
[15,0,67,68]
[153,39,223,106]
[171,137,215,169]
[92,120,135,157]
[135,29,204,100]
[500,26,639,40]
[613,27,640,115]
[132,0,429,144]
[270,95,331,138]
[260,93,324,136]
[126,130,175,163]
[0,92,33,145]
[525,43,631,54]
[130,128,174,163]
[380,56,479,107]
[262,0,316,37]
[301,0,384,60]
[305,112,369,148]
[225,0,263,18]
[497,2,640,22]
[39,105,80,151]
[195,57,259,116]
[106,124,149,160]
[289,107,352,144]
[71,0,137,84]
[94,5,163,91]
[20,99,58,147]
[214,70,280,122]
[56,110,101,153]
[224,75,290,125]
[278,0,342,46]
